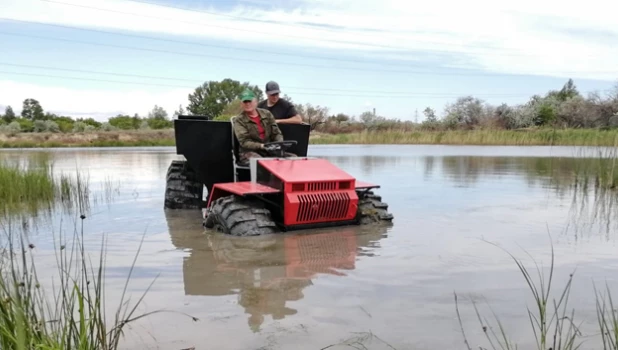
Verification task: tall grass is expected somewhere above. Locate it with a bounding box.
[0,154,56,209]
[0,219,197,349]
[456,238,618,350]
[310,129,618,146]
[0,155,92,217]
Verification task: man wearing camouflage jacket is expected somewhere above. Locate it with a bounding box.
[233,89,296,165]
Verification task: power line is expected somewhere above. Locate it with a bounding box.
[1,31,610,79]
[40,0,405,52]
[0,70,546,98]
[0,18,515,69]
[0,62,548,96]
[122,0,520,54]
[0,70,192,88]
[38,0,568,59]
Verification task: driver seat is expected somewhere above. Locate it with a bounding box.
[229,116,251,182]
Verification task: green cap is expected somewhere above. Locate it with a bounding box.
[239,89,255,102]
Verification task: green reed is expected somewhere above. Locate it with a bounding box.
[0,154,92,217]
[310,129,618,147]
[0,219,197,350]
[456,237,618,350]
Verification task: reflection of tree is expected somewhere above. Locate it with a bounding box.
[433,155,618,237]
[423,156,435,180]
[164,210,390,332]
[319,155,402,177]
[436,156,609,194]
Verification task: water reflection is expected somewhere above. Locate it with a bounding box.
[164,210,390,332]
[431,155,618,237]
[319,155,402,176]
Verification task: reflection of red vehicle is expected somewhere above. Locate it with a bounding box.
[284,230,357,279]
[164,210,390,332]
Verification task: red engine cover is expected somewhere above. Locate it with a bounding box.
[258,158,360,226]
[284,190,358,226]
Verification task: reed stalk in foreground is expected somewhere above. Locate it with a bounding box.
[0,218,197,349]
[595,283,618,350]
[455,237,586,350]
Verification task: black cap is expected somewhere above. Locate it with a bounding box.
[265,81,280,95]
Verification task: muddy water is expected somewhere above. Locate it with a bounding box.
[2,145,618,350]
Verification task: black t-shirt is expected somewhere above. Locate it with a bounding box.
[257,98,298,120]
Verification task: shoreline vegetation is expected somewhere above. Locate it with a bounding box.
[0,128,618,148]
[1,78,617,148]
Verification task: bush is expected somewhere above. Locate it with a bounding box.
[72,122,88,133]
[33,120,60,133]
[17,118,34,132]
[100,122,117,132]
[139,120,150,130]
[0,121,21,136]
[33,120,46,132]
[45,120,60,133]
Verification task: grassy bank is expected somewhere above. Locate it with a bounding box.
[1,128,618,148]
[310,129,618,146]
[0,130,175,148]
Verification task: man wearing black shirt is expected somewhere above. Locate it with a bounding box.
[257,81,303,124]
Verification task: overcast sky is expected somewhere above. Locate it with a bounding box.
[1,0,617,121]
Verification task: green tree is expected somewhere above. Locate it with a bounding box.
[334,113,349,124]
[147,105,172,129]
[17,118,34,132]
[3,106,16,123]
[298,103,328,131]
[173,104,185,117]
[21,99,45,120]
[214,99,243,121]
[187,79,263,119]
[109,115,138,130]
[50,116,75,133]
[443,96,486,128]
[423,107,437,123]
[148,105,168,120]
[534,104,556,126]
[551,78,580,102]
[75,117,101,128]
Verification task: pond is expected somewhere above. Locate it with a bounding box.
[1,144,617,350]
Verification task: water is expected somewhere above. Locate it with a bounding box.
[1,145,618,350]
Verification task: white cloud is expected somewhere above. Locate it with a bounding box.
[1,0,617,80]
[1,0,617,118]
[0,80,189,120]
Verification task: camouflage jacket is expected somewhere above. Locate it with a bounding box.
[232,108,283,154]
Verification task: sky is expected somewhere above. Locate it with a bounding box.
[0,0,617,121]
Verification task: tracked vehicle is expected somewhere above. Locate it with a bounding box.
[165,115,393,236]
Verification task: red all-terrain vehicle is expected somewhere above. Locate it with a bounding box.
[164,115,393,236]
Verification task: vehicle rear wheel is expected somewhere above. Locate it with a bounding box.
[356,190,394,224]
[164,160,204,209]
[203,195,280,236]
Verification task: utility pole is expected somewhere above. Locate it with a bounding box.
[415,109,418,124]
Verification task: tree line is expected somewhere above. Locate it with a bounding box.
[178,77,618,133]
[0,99,174,135]
[1,78,617,135]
